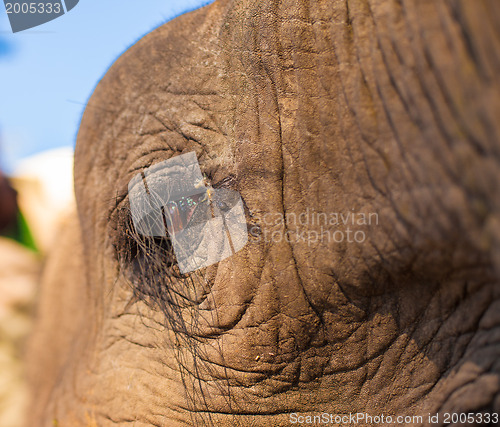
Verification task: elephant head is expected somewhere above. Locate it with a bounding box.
[27,0,500,425]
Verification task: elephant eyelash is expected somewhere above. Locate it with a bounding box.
[115,212,191,310]
[112,171,258,287]
[112,174,241,281]
[211,174,236,189]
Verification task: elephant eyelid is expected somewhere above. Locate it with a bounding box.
[211,174,236,189]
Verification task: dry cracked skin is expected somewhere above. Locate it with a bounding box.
[25,1,500,426]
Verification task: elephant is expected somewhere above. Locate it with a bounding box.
[26,0,500,425]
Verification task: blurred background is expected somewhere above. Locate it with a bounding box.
[0,1,212,425]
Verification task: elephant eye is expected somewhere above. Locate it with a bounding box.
[110,149,261,310]
[164,193,207,234]
[109,175,261,317]
[109,194,184,287]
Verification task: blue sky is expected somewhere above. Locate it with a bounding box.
[0,0,213,173]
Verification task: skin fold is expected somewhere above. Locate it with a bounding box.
[27,0,500,425]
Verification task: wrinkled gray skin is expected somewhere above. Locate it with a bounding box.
[27,0,500,425]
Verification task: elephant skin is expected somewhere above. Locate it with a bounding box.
[27,0,500,425]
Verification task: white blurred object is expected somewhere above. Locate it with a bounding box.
[10,147,75,253]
